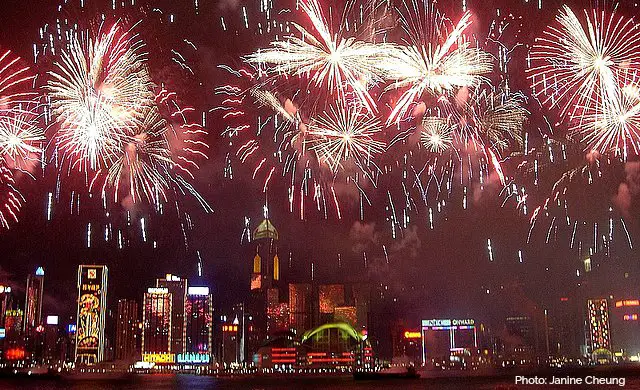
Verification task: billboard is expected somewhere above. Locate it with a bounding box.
[76,265,108,365]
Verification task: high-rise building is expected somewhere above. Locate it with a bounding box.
[156,274,187,355]
[289,283,312,335]
[611,299,640,358]
[319,284,345,323]
[5,309,23,343]
[75,265,108,365]
[24,267,44,335]
[0,285,14,328]
[142,287,172,357]
[587,298,611,359]
[182,286,213,364]
[115,299,139,361]
[334,306,357,327]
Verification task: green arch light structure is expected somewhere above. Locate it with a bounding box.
[301,322,365,344]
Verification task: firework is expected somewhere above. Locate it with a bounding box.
[420,117,452,153]
[307,103,385,173]
[106,106,172,205]
[0,165,23,230]
[529,5,640,124]
[244,0,391,113]
[577,75,640,158]
[440,90,527,150]
[381,7,493,124]
[47,23,154,171]
[0,108,44,169]
[0,50,36,105]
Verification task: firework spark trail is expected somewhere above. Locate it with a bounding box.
[307,104,385,173]
[245,0,392,113]
[529,5,640,158]
[381,5,493,124]
[48,23,154,171]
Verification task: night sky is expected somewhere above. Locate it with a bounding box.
[0,0,639,333]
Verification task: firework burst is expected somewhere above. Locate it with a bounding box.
[529,5,640,155]
[420,117,453,153]
[381,5,493,124]
[47,23,154,171]
[307,103,385,174]
[244,0,391,113]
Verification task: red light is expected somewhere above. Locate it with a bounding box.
[5,348,25,360]
[616,300,640,308]
[560,297,569,302]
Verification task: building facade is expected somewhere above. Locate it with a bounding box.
[75,265,108,365]
[115,299,139,361]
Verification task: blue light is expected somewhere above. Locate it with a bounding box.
[35,267,44,276]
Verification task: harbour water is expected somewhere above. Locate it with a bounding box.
[0,374,637,389]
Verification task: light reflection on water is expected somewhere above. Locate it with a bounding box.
[0,374,638,389]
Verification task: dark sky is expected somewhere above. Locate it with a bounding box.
[0,0,639,332]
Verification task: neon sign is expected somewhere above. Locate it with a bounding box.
[177,353,210,364]
[143,353,175,364]
[404,331,421,339]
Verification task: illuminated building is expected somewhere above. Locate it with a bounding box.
[115,299,139,361]
[156,274,187,355]
[611,299,640,358]
[142,287,172,358]
[184,286,213,363]
[75,265,108,365]
[221,322,240,366]
[391,324,422,365]
[248,207,281,359]
[319,285,345,324]
[0,285,13,328]
[289,283,312,335]
[587,299,611,360]
[24,267,44,335]
[300,323,370,369]
[5,309,23,345]
[421,319,477,365]
[334,306,357,327]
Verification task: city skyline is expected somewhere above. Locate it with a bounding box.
[0,0,639,382]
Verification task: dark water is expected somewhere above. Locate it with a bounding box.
[0,374,637,389]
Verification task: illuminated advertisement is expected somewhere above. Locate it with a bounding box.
[588,299,611,351]
[142,353,175,364]
[177,352,210,364]
[404,330,421,339]
[5,347,25,360]
[76,265,108,365]
[0,328,5,338]
[421,318,477,362]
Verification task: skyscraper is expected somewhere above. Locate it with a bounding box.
[142,287,172,357]
[115,299,139,361]
[156,274,187,355]
[182,286,213,363]
[75,265,108,365]
[289,283,312,335]
[24,267,44,335]
[587,298,611,359]
[0,284,14,328]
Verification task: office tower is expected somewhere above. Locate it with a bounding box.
[319,284,345,323]
[75,265,108,365]
[183,286,213,363]
[24,267,44,334]
[4,309,23,343]
[116,299,139,361]
[43,315,62,364]
[587,299,611,357]
[156,274,187,355]
[289,283,312,335]
[142,287,172,355]
[0,284,13,328]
